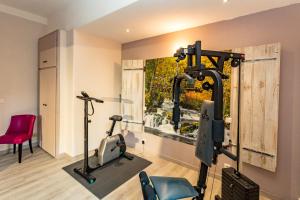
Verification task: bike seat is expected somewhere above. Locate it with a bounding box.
[109,115,123,122]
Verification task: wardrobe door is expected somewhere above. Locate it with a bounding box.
[39,31,57,69]
[39,68,57,156]
[39,48,57,68]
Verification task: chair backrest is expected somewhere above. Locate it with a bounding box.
[6,115,36,138]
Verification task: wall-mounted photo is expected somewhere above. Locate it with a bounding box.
[144,56,232,143]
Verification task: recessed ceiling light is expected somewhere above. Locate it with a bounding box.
[126,28,130,33]
[223,0,228,3]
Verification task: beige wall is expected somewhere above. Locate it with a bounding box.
[71,30,122,156]
[0,12,45,151]
[122,4,300,200]
[57,30,74,155]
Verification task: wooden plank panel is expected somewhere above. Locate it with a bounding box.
[121,60,144,153]
[239,43,280,172]
[241,150,276,171]
[122,70,144,125]
[230,48,243,168]
[232,43,280,172]
[251,60,266,151]
[229,65,239,147]
[253,43,279,60]
[264,59,280,155]
[240,61,254,158]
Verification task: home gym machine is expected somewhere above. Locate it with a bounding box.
[139,41,259,200]
[74,91,133,184]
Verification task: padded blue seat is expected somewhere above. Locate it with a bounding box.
[150,176,198,200]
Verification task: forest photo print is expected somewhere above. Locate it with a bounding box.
[144,56,232,143]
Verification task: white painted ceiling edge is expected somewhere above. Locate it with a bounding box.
[78,0,300,43]
[0,0,73,17]
[0,3,47,24]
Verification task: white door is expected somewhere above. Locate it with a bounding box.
[39,68,57,157]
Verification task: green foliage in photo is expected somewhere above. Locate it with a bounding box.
[145,56,232,116]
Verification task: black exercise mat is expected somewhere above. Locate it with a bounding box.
[63,153,151,199]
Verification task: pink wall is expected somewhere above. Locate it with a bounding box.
[122,4,300,200]
[0,12,45,151]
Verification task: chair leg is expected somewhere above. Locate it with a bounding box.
[29,139,33,154]
[18,143,23,163]
[13,144,16,154]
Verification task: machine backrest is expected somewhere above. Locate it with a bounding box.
[139,171,157,200]
[195,100,215,167]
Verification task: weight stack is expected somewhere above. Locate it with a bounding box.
[221,167,259,200]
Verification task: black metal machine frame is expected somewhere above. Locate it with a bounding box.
[172,41,244,199]
[74,91,104,184]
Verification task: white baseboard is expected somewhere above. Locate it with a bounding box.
[141,150,224,185]
[55,152,72,159]
[160,153,198,170]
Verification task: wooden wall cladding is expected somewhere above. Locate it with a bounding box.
[121,60,145,153]
[231,43,280,172]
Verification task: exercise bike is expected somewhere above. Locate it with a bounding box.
[74,91,133,184]
[94,115,134,166]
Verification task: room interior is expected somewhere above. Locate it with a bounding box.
[0,0,299,200]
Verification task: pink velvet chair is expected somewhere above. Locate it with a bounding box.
[0,115,36,163]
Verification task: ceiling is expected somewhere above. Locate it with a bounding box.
[0,0,73,17]
[78,0,300,43]
[0,0,299,43]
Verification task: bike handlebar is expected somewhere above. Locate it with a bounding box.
[76,91,104,103]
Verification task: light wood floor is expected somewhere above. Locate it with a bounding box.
[0,147,270,200]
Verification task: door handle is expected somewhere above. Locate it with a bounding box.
[43,60,48,63]
[43,104,47,107]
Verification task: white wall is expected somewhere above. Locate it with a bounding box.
[0,12,45,151]
[56,30,74,155]
[70,30,122,156]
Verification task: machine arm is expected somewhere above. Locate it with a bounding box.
[172,73,194,131]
